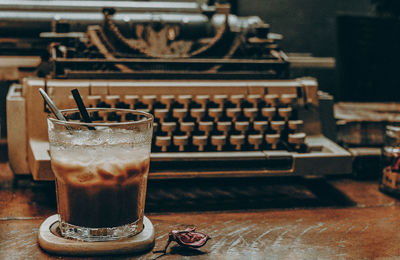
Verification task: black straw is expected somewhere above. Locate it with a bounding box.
[71,88,96,130]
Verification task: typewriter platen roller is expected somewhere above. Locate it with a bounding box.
[7,78,352,180]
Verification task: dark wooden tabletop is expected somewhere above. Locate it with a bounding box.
[1,161,400,259]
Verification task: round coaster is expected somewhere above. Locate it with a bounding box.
[38,214,155,255]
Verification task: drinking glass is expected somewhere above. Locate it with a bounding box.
[47,108,153,241]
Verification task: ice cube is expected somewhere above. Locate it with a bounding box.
[123,158,150,178]
[96,162,127,182]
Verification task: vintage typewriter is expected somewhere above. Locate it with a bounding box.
[6,2,352,180]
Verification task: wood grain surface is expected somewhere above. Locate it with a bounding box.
[2,161,400,259]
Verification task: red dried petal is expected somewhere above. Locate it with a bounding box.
[156,228,210,254]
[172,230,210,248]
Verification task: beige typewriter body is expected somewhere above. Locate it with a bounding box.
[7,77,352,180]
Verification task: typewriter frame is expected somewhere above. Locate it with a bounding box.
[7,77,352,180]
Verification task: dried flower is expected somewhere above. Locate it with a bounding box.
[154,227,210,254]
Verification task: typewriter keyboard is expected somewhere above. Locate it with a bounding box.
[8,78,354,179]
[69,93,308,153]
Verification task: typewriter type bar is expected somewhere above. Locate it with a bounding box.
[7,77,352,180]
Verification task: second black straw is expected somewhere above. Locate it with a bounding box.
[71,88,95,130]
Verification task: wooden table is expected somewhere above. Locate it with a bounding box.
[1,162,400,259]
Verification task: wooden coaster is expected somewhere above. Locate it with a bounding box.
[38,214,155,255]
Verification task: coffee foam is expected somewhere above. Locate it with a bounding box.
[52,157,149,185]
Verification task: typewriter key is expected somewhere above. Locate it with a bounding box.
[105,95,120,108]
[211,135,226,151]
[247,94,261,108]
[156,136,171,152]
[173,136,189,152]
[142,95,157,111]
[243,108,258,122]
[270,121,285,134]
[193,136,208,151]
[177,95,192,109]
[208,108,223,123]
[288,132,306,150]
[160,95,175,110]
[213,94,228,108]
[180,122,195,136]
[230,135,245,150]
[265,134,280,150]
[234,121,250,135]
[154,109,169,123]
[217,121,232,136]
[248,134,263,150]
[173,108,188,123]
[288,120,303,132]
[161,122,177,136]
[231,94,244,108]
[264,94,279,107]
[280,94,297,105]
[86,95,101,108]
[124,95,139,108]
[198,121,214,136]
[194,95,209,109]
[190,108,206,122]
[261,107,276,120]
[253,121,269,134]
[226,108,241,122]
[278,107,292,120]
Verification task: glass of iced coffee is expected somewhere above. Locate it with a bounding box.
[47,108,153,241]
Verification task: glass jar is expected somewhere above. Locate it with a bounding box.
[380,125,400,195]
